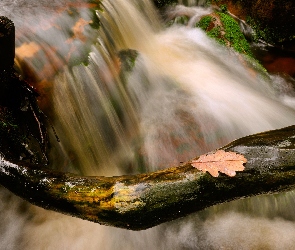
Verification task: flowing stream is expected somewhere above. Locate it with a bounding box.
[1,0,295,249]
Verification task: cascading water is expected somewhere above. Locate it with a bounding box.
[53,0,295,173]
[1,0,295,249]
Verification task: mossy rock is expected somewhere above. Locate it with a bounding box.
[196,11,267,74]
[196,12,253,57]
[211,0,295,47]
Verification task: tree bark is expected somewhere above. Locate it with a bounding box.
[1,125,295,230]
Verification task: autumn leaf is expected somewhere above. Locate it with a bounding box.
[191,150,247,177]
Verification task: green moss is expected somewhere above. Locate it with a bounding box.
[244,54,268,74]
[208,27,227,46]
[196,16,225,45]
[219,12,253,56]
[196,15,212,30]
[196,12,267,73]
[220,4,228,13]
[219,13,267,73]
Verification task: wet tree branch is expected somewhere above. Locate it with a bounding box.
[1,125,295,230]
[1,4,295,231]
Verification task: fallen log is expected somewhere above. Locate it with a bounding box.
[1,125,295,230]
[1,13,295,232]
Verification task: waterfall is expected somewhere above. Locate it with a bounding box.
[2,0,295,249]
[53,0,295,173]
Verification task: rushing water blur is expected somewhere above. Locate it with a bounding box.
[2,0,295,249]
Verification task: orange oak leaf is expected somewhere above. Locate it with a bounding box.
[191,150,247,177]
